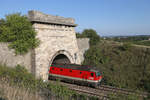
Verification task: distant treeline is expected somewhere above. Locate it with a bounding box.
[105,35,150,42]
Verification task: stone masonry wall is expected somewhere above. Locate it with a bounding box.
[77,38,90,63]
[28,11,81,80]
[33,23,81,80]
[0,43,32,72]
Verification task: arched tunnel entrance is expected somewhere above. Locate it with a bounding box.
[48,54,71,80]
[52,54,71,64]
[48,51,75,80]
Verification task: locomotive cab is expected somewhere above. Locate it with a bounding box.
[96,72,102,85]
[96,72,101,77]
[90,70,102,87]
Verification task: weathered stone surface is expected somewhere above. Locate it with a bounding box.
[0,43,32,72]
[77,38,90,63]
[28,10,77,27]
[29,11,81,80]
[32,22,81,80]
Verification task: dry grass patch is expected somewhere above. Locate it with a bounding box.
[0,80,44,100]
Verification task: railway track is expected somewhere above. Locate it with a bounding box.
[49,80,149,99]
[50,80,109,100]
[99,85,149,98]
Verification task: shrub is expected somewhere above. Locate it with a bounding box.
[83,44,109,66]
[0,13,40,54]
[76,32,84,38]
[119,42,132,51]
[76,29,101,46]
[82,29,100,46]
[47,80,75,100]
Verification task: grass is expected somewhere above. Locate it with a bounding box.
[0,64,76,100]
[0,80,43,100]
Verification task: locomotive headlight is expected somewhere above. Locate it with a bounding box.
[99,78,102,82]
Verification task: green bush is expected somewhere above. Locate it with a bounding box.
[83,44,109,66]
[0,64,41,89]
[119,42,132,51]
[76,32,85,38]
[76,29,101,46]
[47,80,75,100]
[82,29,100,46]
[0,13,40,54]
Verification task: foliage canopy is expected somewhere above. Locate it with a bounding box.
[76,29,100,46]
[0,13,40,54]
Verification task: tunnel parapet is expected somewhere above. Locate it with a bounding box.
[28,10,77,27]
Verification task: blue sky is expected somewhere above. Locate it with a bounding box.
[0,0,150,36]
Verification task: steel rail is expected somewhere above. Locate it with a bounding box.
[49,80,149,99]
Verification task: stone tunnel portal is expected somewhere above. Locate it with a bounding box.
[52,54,71,64]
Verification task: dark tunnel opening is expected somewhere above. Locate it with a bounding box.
[52,54,71,64]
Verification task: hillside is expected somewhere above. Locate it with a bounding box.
[83,40,150,92]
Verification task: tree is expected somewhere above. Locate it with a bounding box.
[83,46,102,66]
[76,32,84,38]
[0,19,5,34]
[0,13,40,54]
[83,45,109,66]
[82,29,100,46]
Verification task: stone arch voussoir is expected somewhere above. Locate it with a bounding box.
[49,50,74,66]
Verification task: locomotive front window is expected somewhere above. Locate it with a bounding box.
[96,72,101,77]
[91,73,94,77]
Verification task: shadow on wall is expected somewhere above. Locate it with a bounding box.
[0,97,5,100]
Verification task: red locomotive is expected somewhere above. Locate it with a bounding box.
[49,63,102,87]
